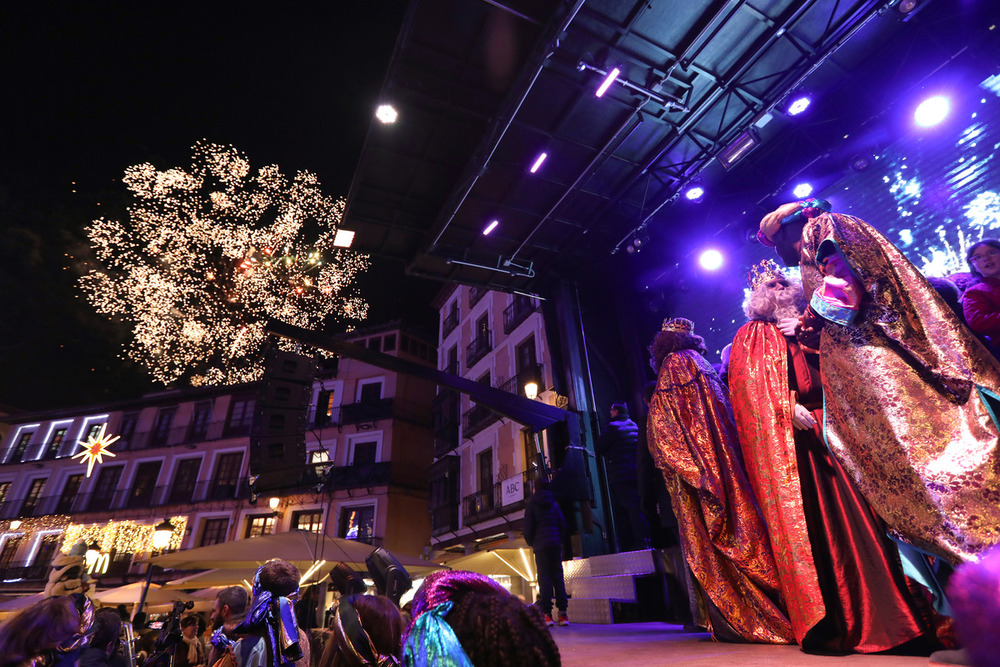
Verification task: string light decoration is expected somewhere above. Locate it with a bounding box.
[62,517,187,555]
[79,141,370,386]
[71,423,119,477]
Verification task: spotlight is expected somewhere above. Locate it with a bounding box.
[529,152,548,174]
[332,229,355,248]
[914,95,950,127]
[684,186,705,202]
[375,104,398,124]
[786,95,811,116]
[699,249,724,271]
[793,183,814,198]
[482,220,499,236]
[718,128,760,170]
[595,67,620,98]
[849,153,874,173]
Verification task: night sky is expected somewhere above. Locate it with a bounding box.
[0,3,442,411]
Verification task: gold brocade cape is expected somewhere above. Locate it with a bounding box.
[647,349,793,643]
[729,321,825,645]
[799,212,1000,563]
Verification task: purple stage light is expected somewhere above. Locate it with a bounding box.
[595,67,620,98]
[685,186,705,201]
[787,95,811,116]
[793,182,814,198]
[699,249,724,271]
[482,220,499,236]
[529,152,548,174]
[914,95,950,127]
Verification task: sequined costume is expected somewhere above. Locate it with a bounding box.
[729,320,928,651]
[647,347,793,643]
[797,212,1000,563]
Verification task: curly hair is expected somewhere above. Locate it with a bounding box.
[648,329,706,374]
[742,277,807,322]
[447,589,560,667]
[404,570,560,667]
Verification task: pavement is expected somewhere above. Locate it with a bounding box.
[552,623,937,666]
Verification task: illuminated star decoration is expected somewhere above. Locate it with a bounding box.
[72,424,120,478]
[78,140,370,387]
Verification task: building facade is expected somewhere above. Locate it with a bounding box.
[0,322,436,594]
[429,285,558,556]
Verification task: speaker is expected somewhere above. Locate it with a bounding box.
[250,349,317,491]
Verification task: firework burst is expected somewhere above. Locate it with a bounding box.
[80,140,369,386]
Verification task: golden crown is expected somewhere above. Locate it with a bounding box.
[661,317,694,334]
[746,259,785,291]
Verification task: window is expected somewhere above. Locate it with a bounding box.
[200,518,229,546]
[212,452,243,500]
[245,515,275,538]
[44,428,68,459]
[151,408,177,447]
[516,336,537,375]
[189,402,212,441]
[119,412,139,449]
[227,396,255,436]
[382,334,396,352]
[367,337,381,350]
[20,479,47,516]
[56,475,83,514]
[478,449,493,493]
[85,423,103,440]
[447,346,458,375]
[0,482,11,506]
[339,505,374,542]
[10,432,34,463]
[34,534,61,569]
[292,510,323,533]
[128,461,162,508]
[88,465,123,512]
[315,390,336,427]
[359,382,382,403]
[0,537,22,571]
[352,442,377,466]
[168,458,201,504]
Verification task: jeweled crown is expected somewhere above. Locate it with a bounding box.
[661,317,694,334]
[746,259,784,291]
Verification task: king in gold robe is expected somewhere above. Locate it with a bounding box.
[648,318,793,643]
[759,202,1000,564]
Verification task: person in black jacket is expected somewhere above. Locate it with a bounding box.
[596,402,650,551]
[523,476,569,627]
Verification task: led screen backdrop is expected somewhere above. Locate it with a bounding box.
[671,74,1000,364]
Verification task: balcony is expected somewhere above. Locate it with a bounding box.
[314,399,394,428]
[462,484,502,524]
[430,503,459,536]
[503,295,537,334]
[496,366,543,399]
[442,310,459,338]
[465,330,492,368]
[302,461,393,490]
[462,403,500,439]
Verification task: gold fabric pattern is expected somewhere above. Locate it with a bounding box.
[648,349,793,643]
[799,212,1000,563]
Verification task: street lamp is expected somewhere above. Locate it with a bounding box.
[524,380,539,401]
[152,519,175,551]
[136,519,175,624]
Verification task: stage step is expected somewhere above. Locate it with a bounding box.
[559,549,668,624]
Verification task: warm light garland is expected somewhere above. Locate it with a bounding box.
[79,140,370,386]
[62,517,187,554]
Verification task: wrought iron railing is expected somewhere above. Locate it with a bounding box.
[465,331,493,368]
[503,295,537,333]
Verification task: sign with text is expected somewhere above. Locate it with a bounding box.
[501,475,524,506]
